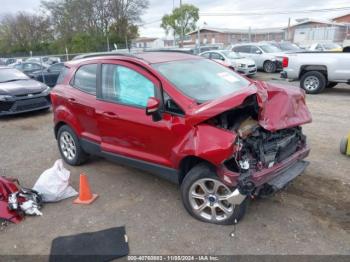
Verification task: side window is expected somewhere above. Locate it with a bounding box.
[250,46,259,53]
[73,64,97,95]
[56,66,70,85]
[232,46,242,52]
[210,53,224,60]
[34,64,42,70]
[201,53,210,58]
[234,46,249,53]
[101,64,155,108]
[50,64,64,72]
[23,63,32,70]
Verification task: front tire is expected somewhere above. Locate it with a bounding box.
[57,125,88,166]
[181,163,247,225]
[300,71,326,94]
[263,60,276,73]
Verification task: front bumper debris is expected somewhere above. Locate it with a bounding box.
[217,146,310,188]
[267,160,309,190]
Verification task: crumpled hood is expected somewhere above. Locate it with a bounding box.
[0,79,47,96]
[187,81,312,132]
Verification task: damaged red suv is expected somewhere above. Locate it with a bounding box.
[51,52,311,224]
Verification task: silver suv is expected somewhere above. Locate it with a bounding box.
[231,43,284,73]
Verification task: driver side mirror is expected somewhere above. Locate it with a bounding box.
[256,50,262,54]
[146,97,162,122]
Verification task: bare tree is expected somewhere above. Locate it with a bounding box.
[0,12,52,52]
[42,0,149,41]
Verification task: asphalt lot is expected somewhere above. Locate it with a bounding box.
[0,72,349,256]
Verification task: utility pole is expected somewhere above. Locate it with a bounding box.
[180,0,184,47]
[173,0,176,47]
[197,26,200,52]
[107,34,110,52]
[248,27,252,42]
[287,17,291,41]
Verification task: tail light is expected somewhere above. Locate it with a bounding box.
[50,92,56,105]
[282,57,289,68]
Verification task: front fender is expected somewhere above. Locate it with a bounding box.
[175,124,237,167]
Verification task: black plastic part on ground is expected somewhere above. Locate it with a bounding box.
[49,226,129,262]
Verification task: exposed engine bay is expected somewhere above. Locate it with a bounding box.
[207,96,307,174]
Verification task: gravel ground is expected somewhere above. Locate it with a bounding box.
[0,72,349,256]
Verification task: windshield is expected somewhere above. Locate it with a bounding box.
[323,43,341,50]
[221,51,244,59]
[152,59,250,102]
[259,45,281,53]
[0,68,29,83]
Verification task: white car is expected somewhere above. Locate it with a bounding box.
[309,43,342,52]
[231,43,284,73]
[281,51,350,94]
[199,50,257,76]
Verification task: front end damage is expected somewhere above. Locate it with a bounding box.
[200,83,312,203]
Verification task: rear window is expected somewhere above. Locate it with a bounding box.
[72,64,97,95]
[56,66,70,85]
[233,45,250,53]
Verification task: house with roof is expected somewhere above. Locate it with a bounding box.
[131,37,165,49]
[187,27,285,46]
[332,13,350,23]
[286,17,349,45]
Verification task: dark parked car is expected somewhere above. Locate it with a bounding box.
[0,67,51,116]
[28,63,65,87]
[13,62,48,75]
[51,52,311,225]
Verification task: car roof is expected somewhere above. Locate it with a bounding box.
[234,43,269,47]
[136,52,200,64]
[67,51,201,66]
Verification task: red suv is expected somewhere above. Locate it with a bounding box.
[51,52,312,224]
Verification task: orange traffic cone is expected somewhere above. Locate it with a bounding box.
[74,173,98,204]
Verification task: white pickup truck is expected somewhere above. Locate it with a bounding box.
[280,51,350,94]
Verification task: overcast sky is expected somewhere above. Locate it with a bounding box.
[1,0,349,38]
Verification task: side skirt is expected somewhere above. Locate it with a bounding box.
[80,138,179,184]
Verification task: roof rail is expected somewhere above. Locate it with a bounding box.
[72,52,137,61]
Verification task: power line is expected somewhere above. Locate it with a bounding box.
[138,6,350,28]
[200,6,350,16]
[137,19,162,26]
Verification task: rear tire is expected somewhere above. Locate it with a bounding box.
[57,125,88,166]
[300,71,326,94]
[181,163,248,225]
[263,60,277,73]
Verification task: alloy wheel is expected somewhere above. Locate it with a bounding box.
[264,62,276,73]
[304,76,320,91]
[188,178,235,222]
[59,131,77,161]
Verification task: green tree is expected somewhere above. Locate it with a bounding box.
[161,4,199,47]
